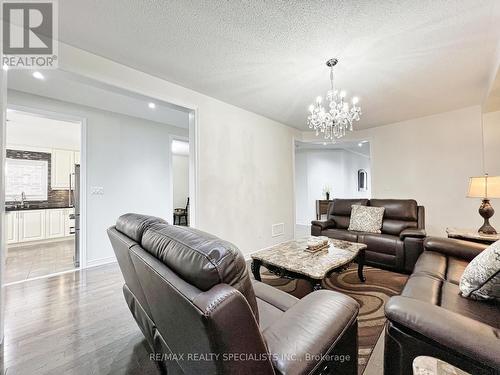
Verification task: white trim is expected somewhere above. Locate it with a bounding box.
[86,256,116,268]
[4,105,87,268]
[7,235,73,248]
[188,109,198,228]
[4,258,118,287]
[168,134,190,224]
[292,135,297,239]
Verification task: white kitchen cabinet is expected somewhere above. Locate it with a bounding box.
[6,211,19,244]
[18,210,46,243]
[45,209,66,239]
[7,208,75,245]
[51,149,74,189]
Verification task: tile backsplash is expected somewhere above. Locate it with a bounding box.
[6,149,70,206]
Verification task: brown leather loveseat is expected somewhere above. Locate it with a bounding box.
[384,237,500,374]
[311,199,426,273]
[108,213,360,375]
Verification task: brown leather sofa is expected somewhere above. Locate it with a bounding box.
[384,237,500,375]
[311,199,426,273]
[108,213,360,375]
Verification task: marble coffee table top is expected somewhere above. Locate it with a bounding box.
[251,237,366,279]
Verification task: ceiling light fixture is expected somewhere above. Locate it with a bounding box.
[148,102,156,109]
[32,71,45,80]
[307,58,362,141]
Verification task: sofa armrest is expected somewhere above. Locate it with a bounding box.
[385,296,500,369]
[400,228,426,240]
[424,237,488,261]
[263,290,358,375]
[311,219,336,230]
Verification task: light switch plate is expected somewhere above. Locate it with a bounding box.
[91,186,104,195]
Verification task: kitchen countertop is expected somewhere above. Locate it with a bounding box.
[5,204,74,212]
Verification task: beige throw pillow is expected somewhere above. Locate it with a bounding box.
[348,205,385,233]
[459,240,500,301]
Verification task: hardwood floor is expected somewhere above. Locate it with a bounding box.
[5,239,76,284]
[1,263,161,375]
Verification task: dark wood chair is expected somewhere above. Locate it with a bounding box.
[173,197,189,226]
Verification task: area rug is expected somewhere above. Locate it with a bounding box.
[255,264,408,374]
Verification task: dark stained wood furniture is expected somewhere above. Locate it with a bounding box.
[315,199,333,220]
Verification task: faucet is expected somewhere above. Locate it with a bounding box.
[20,192,26,208]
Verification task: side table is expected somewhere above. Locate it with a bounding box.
[446,227,499,245]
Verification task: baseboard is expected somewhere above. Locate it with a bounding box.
[86,256,116,268]
[8,236,74,248]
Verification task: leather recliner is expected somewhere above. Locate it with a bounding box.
[311,199,426,273]
[108,213,360,375]
[384,237,500,375]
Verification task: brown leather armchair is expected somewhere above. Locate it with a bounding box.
[108,214,360,375]
[384,237,500,375]
[311,199,426,273]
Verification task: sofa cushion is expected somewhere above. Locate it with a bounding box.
[348,205,385,233]
[440,282,500,328]
[141,223,259,321]
[321,228,358,242]
[401,275,442,305]
[447,257,469,285]
[358,232,403,256]
[369,199,418,221]
[253,281,298,330]
[460,240,500,301]
[330,215,351,230]
[370,199,419,236]
[116,213,167,242]
[412,251,447,280]
[330,199,369,216]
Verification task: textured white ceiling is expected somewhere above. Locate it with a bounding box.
[57,0,500,129]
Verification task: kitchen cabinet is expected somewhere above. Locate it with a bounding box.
[51,149,74,189]
[6,211,19,244]
[19,210,46,243]
[45,209,66,239]
[7,208,74,245]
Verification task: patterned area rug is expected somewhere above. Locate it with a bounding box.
[256,264,408,374]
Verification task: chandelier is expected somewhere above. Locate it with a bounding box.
[307,58,361,141]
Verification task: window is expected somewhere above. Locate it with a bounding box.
[5,158,48,201]
[358,169,368,191]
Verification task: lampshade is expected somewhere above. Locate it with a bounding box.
[467,175,500,198]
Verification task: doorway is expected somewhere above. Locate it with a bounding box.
[4,108,83,284]
[294,139,372,236]
[170,137,190,226]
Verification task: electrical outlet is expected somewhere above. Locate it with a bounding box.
[272,223,285,237]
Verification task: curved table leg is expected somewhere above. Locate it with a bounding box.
[358,249,366,282]
[251,259,262,281]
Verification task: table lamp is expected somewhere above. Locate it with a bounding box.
[467,174,500,234]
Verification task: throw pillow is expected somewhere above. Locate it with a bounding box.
[459,240,500,301]
[348,205,385,233]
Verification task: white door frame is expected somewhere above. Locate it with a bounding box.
[5,104,88,269]
[168,134,190,225]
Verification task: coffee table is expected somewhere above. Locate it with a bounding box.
[251,237,367,290]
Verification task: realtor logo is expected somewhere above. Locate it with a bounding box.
[2,0,58,68]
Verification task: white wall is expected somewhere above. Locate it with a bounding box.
[483,110,500,175]
[172,154,189,209]
[295,149,371,225]
[322,106,500,236]
[58,43,297,256]
[7,90,188,265]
